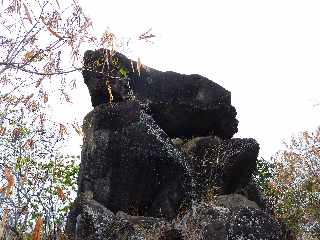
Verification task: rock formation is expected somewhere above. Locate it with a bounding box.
[65,49,284,239]
[82,49,238,139]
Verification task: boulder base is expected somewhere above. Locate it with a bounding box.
[65,194,282,240]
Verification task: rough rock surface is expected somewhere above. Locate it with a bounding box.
[213,193,260,210]
[180,136,259,197]
[65,49,289,239]
[234,179,269,211]
[177,199,282,240]
[65,193,282,240]
[227,207,282,239]
[78,101,192,219]
[65,192,175,240]
[82,49,238,139]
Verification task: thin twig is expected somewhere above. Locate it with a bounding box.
[0,62,81,75]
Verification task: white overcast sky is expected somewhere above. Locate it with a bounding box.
[77,0,320,159]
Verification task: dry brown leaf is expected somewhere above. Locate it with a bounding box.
[0,126,6,136]
[23,139,34,150]
[23,51,35,62]
[12,128,21,140]
[80,18,92,31]
[35,77,44,88]
[47,27,62,39]
[4,167,14,198]
[316,128,320,142]
[0,208,9,239]
[303,131,310,145]
[30,101,38,112]
[23,3,32,24]
[21,174,27,185]
[100,31,115,49]
[23,94,34,105]
[40,15,46,24]
[311,146,320,159]
[57,187,65,201]
[31,216,43,240]
[72,123,82,136]
[43,92,48,103]
[59,232,67,240]
[59,124,67,138]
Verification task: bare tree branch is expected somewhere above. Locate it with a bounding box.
[0,62,81,75]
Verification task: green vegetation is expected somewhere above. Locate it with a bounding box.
[256,128,320,240]
[0,0,94,238]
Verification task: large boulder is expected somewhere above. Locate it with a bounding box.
[78,101,192,219]
[82,49,238,139]
[175,198,282,240]
[180,136,259,197]
[65,192,176,240]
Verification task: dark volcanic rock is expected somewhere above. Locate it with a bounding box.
[65,192,115,240]
[65,192,174,240]
[175,195,282,240]
[159,229,183,240]
[181,136,259,197]
[227,207,282,240]
[65,48,291,239]
[65,194,282,240]
[78,101,192,219]
[82,49,238,139]
[235,179,269,211]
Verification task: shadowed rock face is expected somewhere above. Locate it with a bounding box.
[82,49,238,139]
[180,136,259,197]
[234,179,269,211]
[78,101,192,219]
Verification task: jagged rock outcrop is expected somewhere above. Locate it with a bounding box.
[65,49,286,239]
[82,49,238,139]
